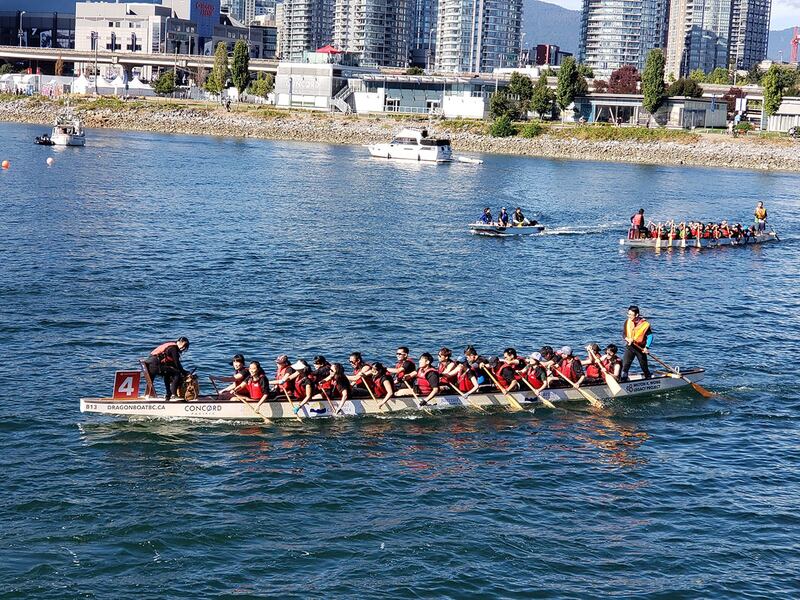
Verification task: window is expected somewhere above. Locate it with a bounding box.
[108,21,113,27]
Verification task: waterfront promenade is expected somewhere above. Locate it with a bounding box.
[2,95,799,172]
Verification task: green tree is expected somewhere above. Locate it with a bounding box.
[530,75,555,118]
[541,67,557,78]
[489,115,516,137]
[205,42,230,94]
[247,72,274,98]
[556,56,585,115]
[667,77,703,98]
[406,66,424,75]
[153,70,176,95]
[689,68,705,82]
[489,91,514,119]
[231,39,250,94]
[578,64,594,78]
[0,63,12,76]
[745,64,762,85]
[763,65,785,115]
[706,66,730,85]
[641,49,666,119]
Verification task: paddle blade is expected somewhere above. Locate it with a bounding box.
[605,372,623,396]
[691,382,715,398]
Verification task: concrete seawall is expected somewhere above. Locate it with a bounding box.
[2,97,798,172]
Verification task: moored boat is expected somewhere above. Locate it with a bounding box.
[620,231,778,249]
[367,128,452,162]
[470,222,545,236]
[80,369,705,421]
[49,113,86,147]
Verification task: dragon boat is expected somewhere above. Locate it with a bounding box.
[80,368,705,421]
[470,223,546,236]
[620,231,779,249]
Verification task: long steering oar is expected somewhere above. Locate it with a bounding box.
[645,350,715,398]
[587,348,623,397]
[233,393,271,425]
[552,369,604,409]
[481,367,524,411]
[447,382,486,412]
[402,380,433,415]
[518,375,557,409]
[280,387,304,422]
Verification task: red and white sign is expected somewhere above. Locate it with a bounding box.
[113,371,141,399]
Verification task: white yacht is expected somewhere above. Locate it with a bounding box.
[367,128,452,162]
[50,113,86,146]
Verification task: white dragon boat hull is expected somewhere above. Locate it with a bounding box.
[470,223,545,236]
[80,369,704,421]
[620,231,778,249]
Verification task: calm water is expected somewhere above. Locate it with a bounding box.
[1,122,799,598]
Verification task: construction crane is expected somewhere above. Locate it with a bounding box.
[791,26,800,63]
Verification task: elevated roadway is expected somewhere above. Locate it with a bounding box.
[0,45,278,73]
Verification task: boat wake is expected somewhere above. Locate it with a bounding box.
[541,223,625,236]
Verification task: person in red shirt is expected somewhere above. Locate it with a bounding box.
[232,361,270,405]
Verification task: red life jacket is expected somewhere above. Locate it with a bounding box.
[371,375,392,398]
[416,366,434,395]
[437,361,453,385]
[246,376,267,399]
[457,369,475,393]
[351,362,371,386]
[494,363,517,388]
[275,365,292,391]
[292,376,312,400]
[150,341,177,365]
[601,356,622,374]
[557,357,581,383]
[585,362,602,380]
[632,213,644,227]
[526,367,545,389]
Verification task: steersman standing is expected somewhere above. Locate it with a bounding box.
[621,306,652,380]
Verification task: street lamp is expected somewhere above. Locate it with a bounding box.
[18,11,26,47]
[91,31,98,94]
[163,16,171,53]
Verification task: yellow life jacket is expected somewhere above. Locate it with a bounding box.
[755,207,767,220]
[625,318,650,345]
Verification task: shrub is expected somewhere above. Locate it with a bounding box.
[735,121,753,132]
[489,115,516,137]
[520,121,544,137]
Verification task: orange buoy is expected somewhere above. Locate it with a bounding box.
[1,160,9,169]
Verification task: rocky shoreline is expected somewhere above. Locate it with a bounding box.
[2,97,798,172]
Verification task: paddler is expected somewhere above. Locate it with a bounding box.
[453,358,480,396]
[388,346,415,388]
[272,354,295,399]
[601,344,623,380]
[437,347,457,385]
[347,352,372,392]
[621,305,652,380]
[480,207,492,224]
[410,352,440,405]
[143,337,190,402]
[523,352,547,390]
[581,344,604,385]
[549,346,584,386]
[368,362,395,404]
[754,201,767,232]
[212,353,249,399]
[326,362,352,405]
[291,360,317,412]
[464,345,488,385]
[489,348,522,392]
[231,360,270,404]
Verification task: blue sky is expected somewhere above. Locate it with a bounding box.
[550,0,796,30]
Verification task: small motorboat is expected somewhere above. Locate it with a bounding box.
[470,222,545,236]
[34,133,55,146]
[367,128,452,162]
